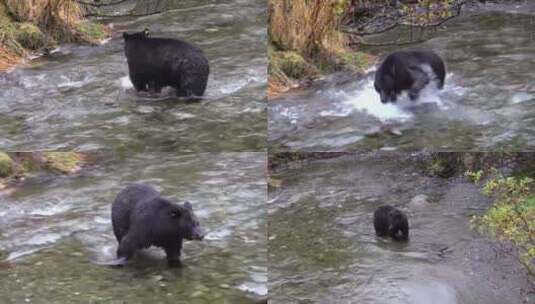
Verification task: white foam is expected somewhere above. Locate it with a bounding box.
[119,76,133,89]
[204,228,232,241]
[7,248,41,261]
[57,75,92,89]
[341,79,413,123]
[99,38,112,45]
[218,78,248,94]
[26,233,63,245]
[237,282,268,296]
[511,92,533,104]
[29,203,71,216]
[278,106,299,125]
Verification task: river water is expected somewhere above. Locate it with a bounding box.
[268,153,531,304]
[0,0,266,152]
[269,10,535,151]
[0,152,267,303]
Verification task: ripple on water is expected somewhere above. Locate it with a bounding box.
[401,280,459,304]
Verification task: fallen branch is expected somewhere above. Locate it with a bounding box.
[75,0,129,7]
[84,10,162,18]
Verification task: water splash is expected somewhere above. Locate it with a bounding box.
[119,75,133,89]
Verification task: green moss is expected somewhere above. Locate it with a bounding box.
[472,174,535,276]
[336,51,374,71]
[43,152,83,174]
[0,152,15,178]
[15,22,46,50]
[76,21,109,43]
[270,50,311,80]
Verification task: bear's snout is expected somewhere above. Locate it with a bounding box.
[190,227,205,241]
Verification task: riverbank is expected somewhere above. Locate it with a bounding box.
[268,152,534,303]
[0,0,109,72]
[267,0,376,99]
[0,151,91,192]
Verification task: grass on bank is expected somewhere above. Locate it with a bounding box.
[268,0,375,97]
[0,152,88,190]
[468,169,535,277]
[0,0,110,71]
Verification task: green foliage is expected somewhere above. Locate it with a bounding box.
[15,22,47,50]
[42,152,83,174]
[274,51,309,79]
[465,170,483,184]
[0,152,14,178]
[482,173,533,200]
[336,51,373,71]
[472,172,535,276]
[333,0,348,16]
[76,21,108,43]
[402,0,458,25]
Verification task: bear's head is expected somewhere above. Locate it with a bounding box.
[374,73,398,104]
[176,201,204,241]
[387,209,408,241]
[123,28,150,40]
[153,199,205,241]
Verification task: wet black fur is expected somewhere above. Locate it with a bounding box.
[111,184,204,266]
[373,205,409,241]
[123,29,209,97]
[374,50,446,103]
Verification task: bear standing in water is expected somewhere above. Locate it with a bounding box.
[123,28,209,97]
[111,184,204,266]
[374,50,446,104]
[374,205,409,241]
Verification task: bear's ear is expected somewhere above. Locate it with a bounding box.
[184,201,192,210]
[143,28,150,37]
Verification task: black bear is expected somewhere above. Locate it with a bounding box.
[374,50,446,103]
[373,205,409,241]
[111,183,204,266]
[123,28,209,97]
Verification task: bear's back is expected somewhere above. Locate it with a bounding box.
[111,184,160,242]
[125,36,205,62]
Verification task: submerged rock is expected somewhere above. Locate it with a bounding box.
[409,194,429,209]
[42,152,85,174]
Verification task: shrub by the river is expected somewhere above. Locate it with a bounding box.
[471,171,535,276]
[0,152,14,178]
[268,0,372,96]
[0,0,109,71]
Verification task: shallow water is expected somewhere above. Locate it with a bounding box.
[0,0,266,152]
[0,153,266,303]
[269,11,535,151]
[268,154,530,304]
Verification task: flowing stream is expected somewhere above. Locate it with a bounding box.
[0,152,267,303]
[0,0,267,152]
[268,154,532,304]
[269,9,535,151]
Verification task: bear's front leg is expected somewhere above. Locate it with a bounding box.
[164,240,183,267]
[148,80,163,94]
[407,67,429,101]
[117,233,140,261]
